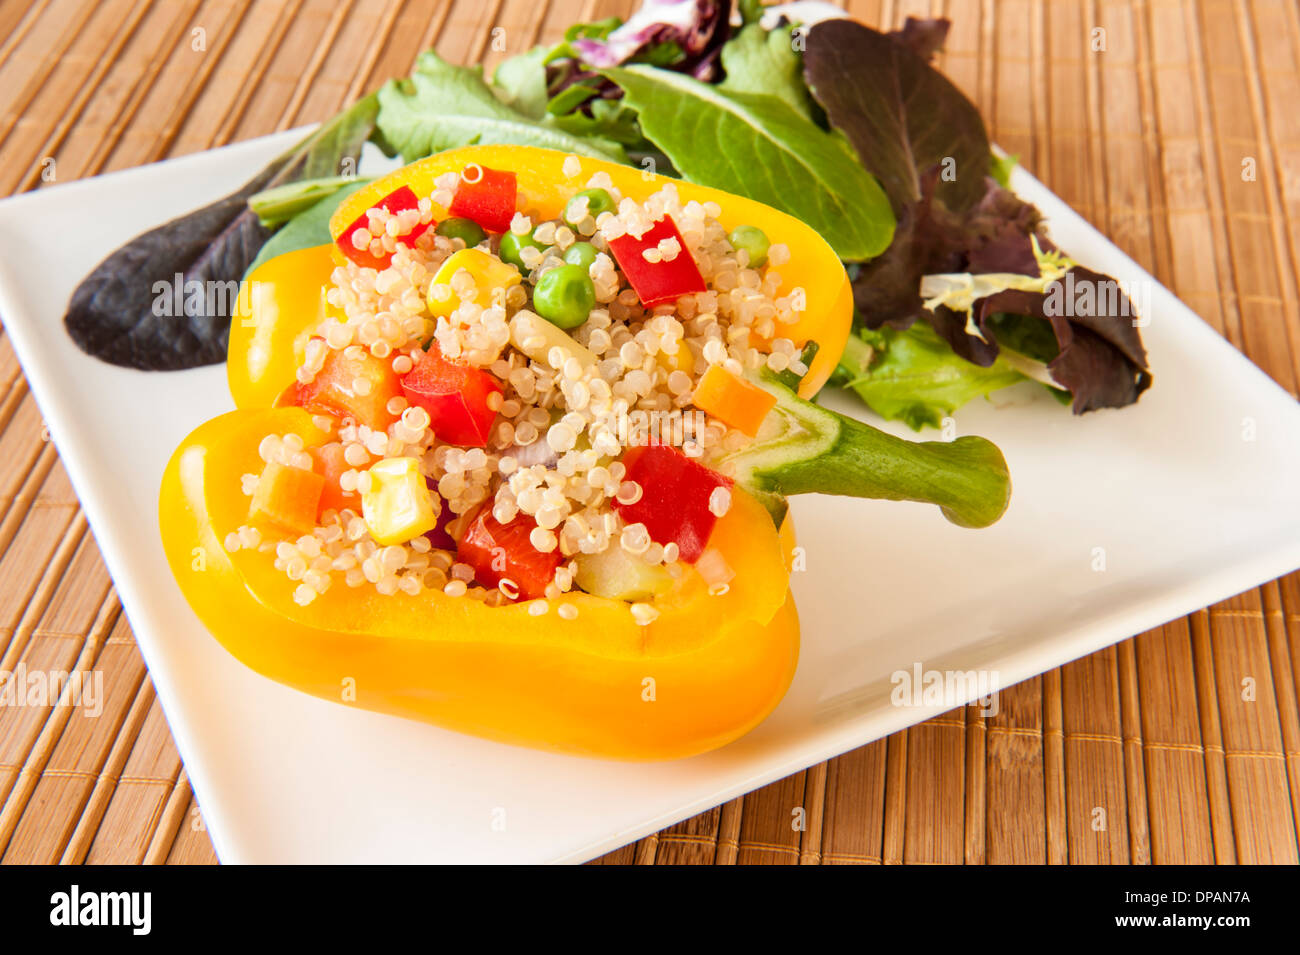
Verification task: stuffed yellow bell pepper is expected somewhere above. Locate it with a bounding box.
[162,145,1011,760]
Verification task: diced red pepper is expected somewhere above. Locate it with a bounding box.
[613,444,733,563]
[447,165,517,234]
[607,216,707,307]
[336,186,432,270]
[293,345,402,432]
[457,510,562,600]
[309,441,361,515]
[400,344,502,447]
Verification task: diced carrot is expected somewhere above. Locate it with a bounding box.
[692,365,777,436]
[308,442,360,515]
[249,461,325,536]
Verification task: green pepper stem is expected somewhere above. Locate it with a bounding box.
[722,370,1011,529]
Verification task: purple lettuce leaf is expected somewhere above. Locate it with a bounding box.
[569,0,729,77]
[803,18,989,215]
[850,171,1049,332]
[937,268,1152,411]
[887,16,951,62]
[810,17,1152,415]
[546,0,731,110]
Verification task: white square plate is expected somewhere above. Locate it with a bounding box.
[1,131,1298,863]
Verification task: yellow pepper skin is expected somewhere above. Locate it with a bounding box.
[160,406,800,760]
[329,145,851,398]
[188,146,859,758]
[228,245,340,408]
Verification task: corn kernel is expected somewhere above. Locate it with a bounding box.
[657,340,694,374]
[360,457,439,545]
[427,248,521,317]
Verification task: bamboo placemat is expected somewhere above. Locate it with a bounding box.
[0,0,1297,865]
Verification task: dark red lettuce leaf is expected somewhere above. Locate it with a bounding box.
[850,172,1049,332]
[847,169,940,330]
[64,173,273,370]
[926,304,1001,367]
[812,14,1152,415]
[65,94,378,370]
[803,19,989,216]
[955,267,1152,411]
[960,184,1046,275]
[887,17,951,62]
[1044,324,1151,412]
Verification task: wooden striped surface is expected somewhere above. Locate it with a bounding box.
[0,0,1298,865]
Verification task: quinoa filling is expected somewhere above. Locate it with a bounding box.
[225,158,807,624]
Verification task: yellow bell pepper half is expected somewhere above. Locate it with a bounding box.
[227,145,851,407]
[160,406,800,760]
[335,146,851,397]
[185,145,870,758]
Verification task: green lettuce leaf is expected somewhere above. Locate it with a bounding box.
[376,51,627,164]
[719,23,813,120]
[990,151,1018,189]
[833,322,1028,431]
[491,46,551,119]
[248,175,365,228]
[602,64,895,261]
[550,95,652,149]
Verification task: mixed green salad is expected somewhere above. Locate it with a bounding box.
[65,0,1151,429]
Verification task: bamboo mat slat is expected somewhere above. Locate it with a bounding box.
[0,0,1296,865]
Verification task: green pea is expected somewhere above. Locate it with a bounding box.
[563,241,599,270]
[728,224,770,269]
[533,265,596,330]
[434,217,487,248]
[564,188,616,225]
[498,230,547,273]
